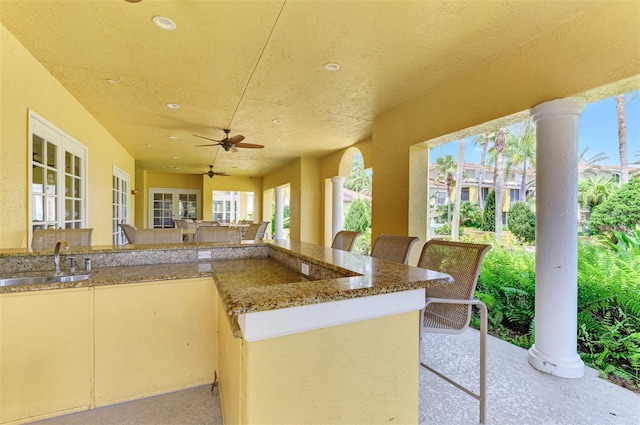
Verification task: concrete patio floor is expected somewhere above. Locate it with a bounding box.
[420,328,640,425]
[34,328,639,425]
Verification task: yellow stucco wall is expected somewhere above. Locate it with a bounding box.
[0,24,135,248]
[241,311,420,424]
[371,1,640,241]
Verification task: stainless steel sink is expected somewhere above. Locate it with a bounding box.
[0,274,91,287]
[0,276,51,287]
[51,274,91,283]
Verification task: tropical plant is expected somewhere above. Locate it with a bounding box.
[578,147,609,179]
[433,154,457,225]
[344,154,371,196]
[344,198,371,234]
[506,120,536,202]
[481,190,496,232]
[508,202,536,244]
[460,201,483,229]
[590,178,640,235]
[578,176,618,212]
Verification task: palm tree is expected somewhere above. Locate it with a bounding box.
[578,176,618,212]
[434,154,457,225]
[616,94,629,184]
[506,120,536,202]
[493,128,506,239]
[472,132,492,208]
[578,147,609,179]
[451,140,465,240]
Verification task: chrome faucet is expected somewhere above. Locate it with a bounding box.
[54,240,69,273]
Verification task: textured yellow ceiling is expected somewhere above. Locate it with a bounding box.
[0,0,594,176]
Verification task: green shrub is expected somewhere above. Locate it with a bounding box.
[481,190,496,231]
[508,202,536,244]
[344,198,371,234]
[590,178,640,235]
[460,201,483,228]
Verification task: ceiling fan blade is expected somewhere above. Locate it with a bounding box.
[193,134,221,143]
[235,142,264,149]
[196,143,221,147]
[227,135,245,144]
[215,173,232,176]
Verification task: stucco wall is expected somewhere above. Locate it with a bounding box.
[0,24,135,248]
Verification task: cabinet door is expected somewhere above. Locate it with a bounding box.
[94,278,216,406]
[0,288,92,424]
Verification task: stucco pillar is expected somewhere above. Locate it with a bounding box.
[275,186,285,240]
[528,97,585,379]
[331,176,345,241]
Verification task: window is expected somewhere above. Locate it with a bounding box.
[112,166,130,245]
[481,187,490,204]
[436,191,447,205]
[212,191,254,223]
[461,187,470,202]
[148,188,200,228]
[29,111,87,244]
[510,189,520,203]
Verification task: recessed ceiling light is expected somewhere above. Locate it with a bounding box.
[152,16,177,31]
[165,103,180,109]
[169,135,180,140]
[173,166,180,170]
[323,62,340,71]
[172,156,180,159]
[272,119,283,125]
[106,79,117,85]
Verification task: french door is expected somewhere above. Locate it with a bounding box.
[29,111,87,246]
[148,188,200,228]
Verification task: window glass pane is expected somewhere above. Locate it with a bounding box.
[65,199,73,221]
[65,151,72,174]
[74,177,80,197]
[32,195,44,221]
[65,175,72,196]
[46,142,57,167]
[46,170,57,195]
[32,166,44,193]
[74,155,81,176]
[46,196,56,221]
[33,135,45,165]
[74,200,80,219]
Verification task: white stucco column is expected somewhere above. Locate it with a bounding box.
[528,97,585,379]
[331,176,346,240]
[275,186,285,240]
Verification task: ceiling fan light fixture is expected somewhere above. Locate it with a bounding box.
[152,16,177,31]
[165,103,180,109]
[323,62,340,71]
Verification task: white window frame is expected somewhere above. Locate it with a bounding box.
[113,166,130,245]
[28,110,88,247]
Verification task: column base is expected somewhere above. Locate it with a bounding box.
[528,344,584,378]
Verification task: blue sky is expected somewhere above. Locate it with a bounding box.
[431,91,640,166]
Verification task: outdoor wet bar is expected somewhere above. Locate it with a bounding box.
[0,240,452,424]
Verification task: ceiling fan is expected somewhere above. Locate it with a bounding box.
[203,165,231,179]
[194,129,264,152]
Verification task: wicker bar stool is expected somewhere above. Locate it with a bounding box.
[370,234,419,265]
[331,230,361,252]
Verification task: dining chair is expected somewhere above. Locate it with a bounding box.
[32,228,94,251]
[118,224,137,244]
[331,230,362,252]
[196,227,241,244]
[416,239,492,425]
[243,221,269,240]
[134,228,183,244]
[369,234,419,265]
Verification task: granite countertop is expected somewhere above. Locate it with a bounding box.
[0,240,454,338]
